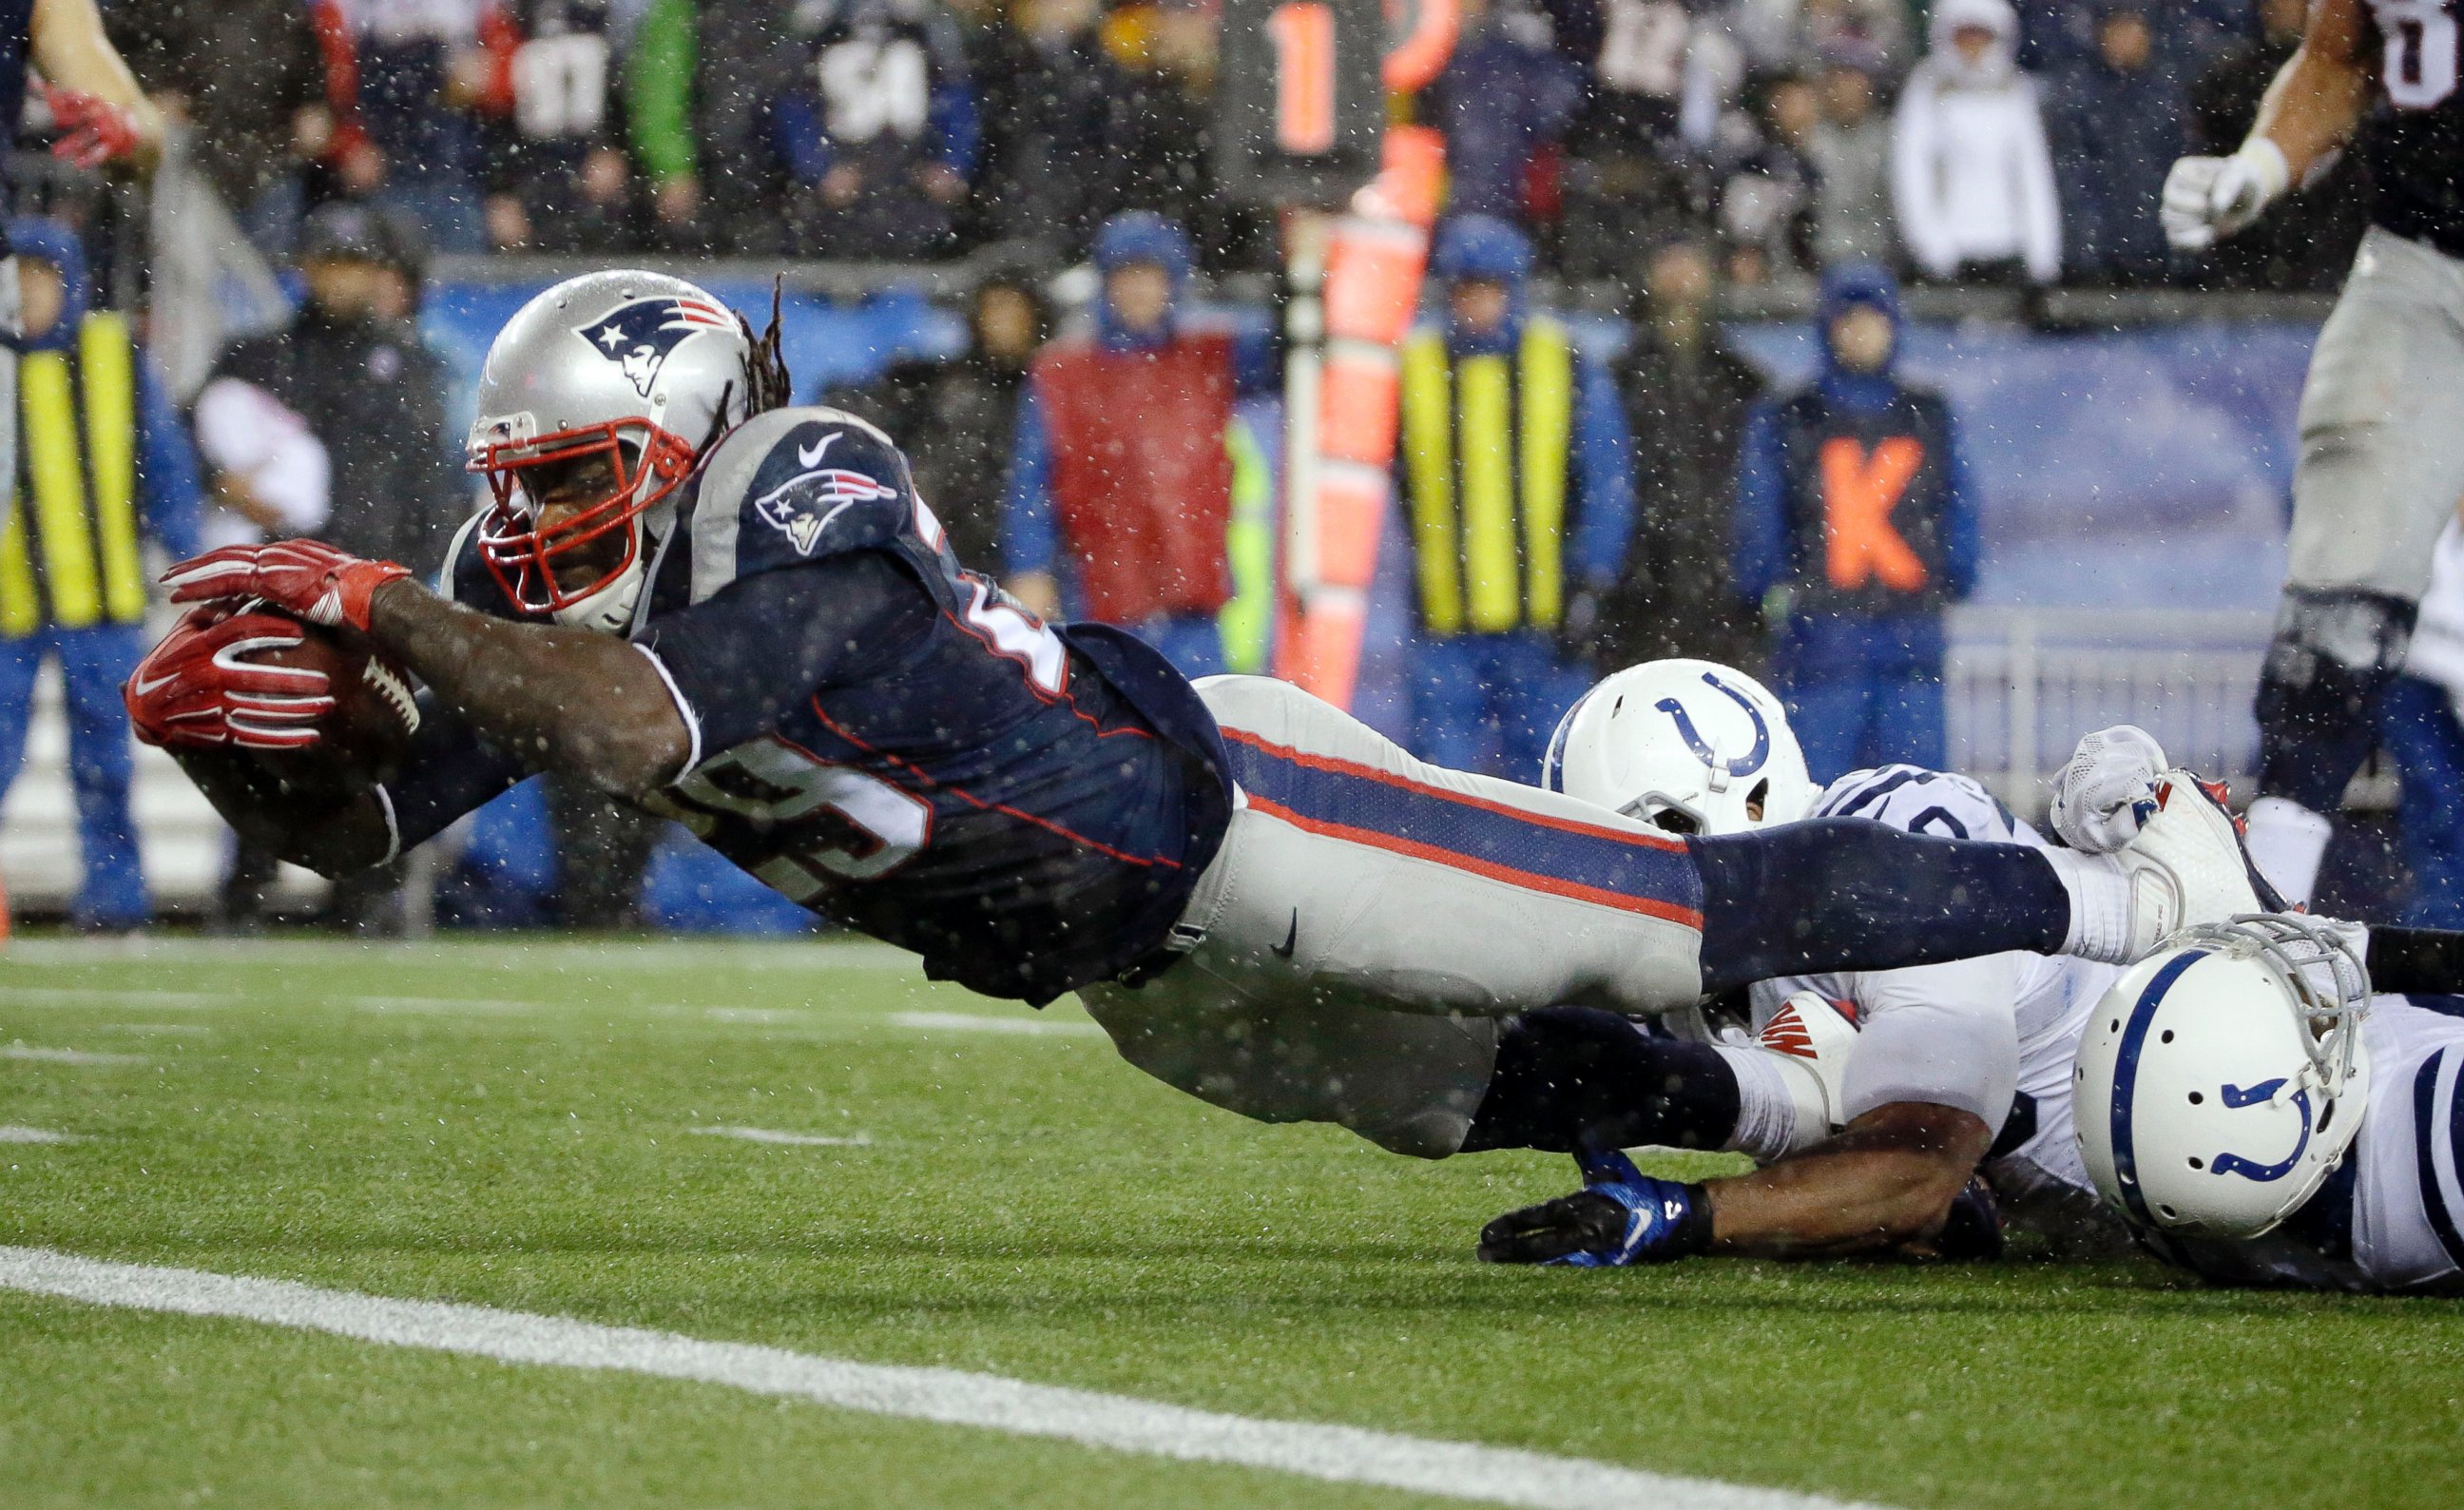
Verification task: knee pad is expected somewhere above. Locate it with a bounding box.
[2256,588,2417,811]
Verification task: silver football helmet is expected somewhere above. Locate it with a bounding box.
[467,271,755,632]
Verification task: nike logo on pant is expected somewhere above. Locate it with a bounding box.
[1271,912,1299,960]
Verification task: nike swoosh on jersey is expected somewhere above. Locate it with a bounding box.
[798,433,842,468]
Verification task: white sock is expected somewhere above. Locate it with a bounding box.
[2245,796,2334,908]
[2040,847,2133,965]
[1714,1045,1819,1161]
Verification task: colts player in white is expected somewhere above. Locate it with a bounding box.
[2165,0,2464,908]
[125,271,2353,1168]
[1484,670,2464,1290]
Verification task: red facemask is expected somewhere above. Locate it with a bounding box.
[472,418,697,617]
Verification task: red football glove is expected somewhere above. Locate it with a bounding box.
[125,606,337,751]
[43,84,141,169]
[162,539,413,633]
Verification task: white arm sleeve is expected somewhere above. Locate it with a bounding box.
[193,377,332,534]
[1840,954,2023,1128]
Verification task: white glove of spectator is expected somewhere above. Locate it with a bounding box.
[2050,725,2169,854]
[2161,140,2290,253]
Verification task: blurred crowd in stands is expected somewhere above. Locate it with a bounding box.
[92,0,2365,290]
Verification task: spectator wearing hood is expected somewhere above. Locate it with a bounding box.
[1808,38,1896,268]
[826,266,1050,571]
[1397,215,1635,777]
[1606,232,1766,673]
[1892,0,2062,285]
[0,218,203,931]
[1003,213,1273,677]
[2045,1,2186,285]
[1732,264,1977,780]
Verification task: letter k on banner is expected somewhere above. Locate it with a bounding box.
[1818,436,1927,592]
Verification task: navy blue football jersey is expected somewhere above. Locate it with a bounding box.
[401,407,1231,1002]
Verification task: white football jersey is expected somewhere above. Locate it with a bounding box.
[1746,765,2121,1204]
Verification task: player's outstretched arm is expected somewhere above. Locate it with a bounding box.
[362,579,691,798]
[1479,1102,1992,1267]
[1696,1102,1993,1260]
[162,540,692,798]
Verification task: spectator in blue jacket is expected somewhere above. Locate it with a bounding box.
[1432,0,1585,225]
[0,218,203,930]
[2046,1,2188,285]
[1732,262,1978,782]
[1396,215,1634,777]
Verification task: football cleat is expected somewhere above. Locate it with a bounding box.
[2113,769,2263,960]
[1755,991,1860,1145]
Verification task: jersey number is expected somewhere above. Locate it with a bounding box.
[2378,0,2459,109]
[658,738,931,900]
[511,33,611,139]
[959,574,1068,696]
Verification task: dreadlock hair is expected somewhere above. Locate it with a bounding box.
[741,278,794,416]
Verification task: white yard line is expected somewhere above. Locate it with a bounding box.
[688,1126,873,1148]
[0,986,241,1009]
[0,1128,77,1144]
[0,1247,1879,1510]
[703,1007,813,1025]
[891,1011,1104,1038]
[2,1043,144,1066]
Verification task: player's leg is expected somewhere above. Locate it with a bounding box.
[1182,676,2193,1016]
[0,628,40,800]
[1456,1007,1823,1161]
[2381,674,2464,928]
[2251,229,2464,904]
[55,625,149,928]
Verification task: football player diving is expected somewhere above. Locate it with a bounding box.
[2164,0,2464,909]
[1478,668,2464,1293]
[118,274,2464,1174]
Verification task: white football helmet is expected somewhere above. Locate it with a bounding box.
[467,271,756,632]
[2073,914,2371,1241]
[1543,659,1819,837]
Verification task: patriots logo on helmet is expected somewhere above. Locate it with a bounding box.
[753,436,903,556]
[574,295,735,398]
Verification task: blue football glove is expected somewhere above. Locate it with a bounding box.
[1476,1148,1712,1267]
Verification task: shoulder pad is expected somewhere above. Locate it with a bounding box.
[684,406,943,602]
[1812,765,2016,842]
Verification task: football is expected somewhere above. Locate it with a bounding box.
[169,601,421,795]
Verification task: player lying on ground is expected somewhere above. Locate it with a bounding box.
[122,274,2408,1136]
[1479,693,2464,1292]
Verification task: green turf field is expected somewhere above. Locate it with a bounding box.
[1,935,2457,1509]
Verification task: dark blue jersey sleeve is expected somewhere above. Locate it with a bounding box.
[382,692,530,854]
[635,549,936,757]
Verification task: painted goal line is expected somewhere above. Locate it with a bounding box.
[0,1247,1880,1510]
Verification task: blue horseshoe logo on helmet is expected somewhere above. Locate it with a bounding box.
[1654,673,1771,778]
[2207,1079,2313,1182]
